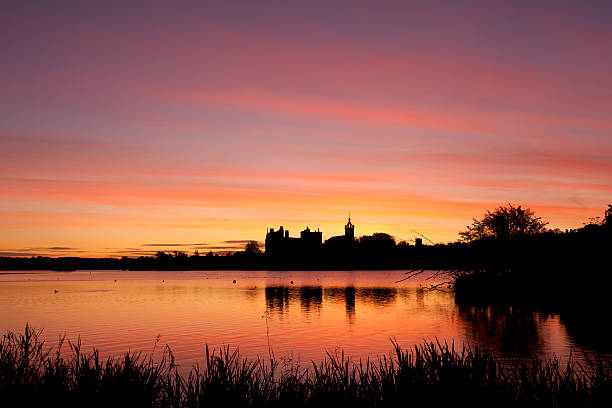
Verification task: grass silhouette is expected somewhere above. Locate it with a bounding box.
[0,326,610,407]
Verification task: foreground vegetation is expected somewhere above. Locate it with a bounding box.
[1,327,610,407]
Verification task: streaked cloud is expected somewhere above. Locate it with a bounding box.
[141,243,187,247]
[0,1,610,256]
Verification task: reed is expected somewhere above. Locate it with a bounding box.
[0,326,609,407]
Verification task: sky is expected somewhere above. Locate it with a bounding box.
[1,0,611,257]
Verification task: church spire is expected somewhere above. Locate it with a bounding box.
[345,213,354,240]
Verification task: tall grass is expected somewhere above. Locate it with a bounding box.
[1,326,609,407]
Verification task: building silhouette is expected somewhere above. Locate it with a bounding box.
[265,217,354,255]
[345,216,354,240]
[301,226,323,245]
[324,216,356,247]
[265,225,322,255]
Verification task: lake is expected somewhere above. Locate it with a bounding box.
[0,270,608,371]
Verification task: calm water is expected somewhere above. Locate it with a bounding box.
[0,270,608,371]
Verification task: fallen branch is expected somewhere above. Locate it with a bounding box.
[395,269,426,283]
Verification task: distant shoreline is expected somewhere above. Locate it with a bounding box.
[3,221,609,312]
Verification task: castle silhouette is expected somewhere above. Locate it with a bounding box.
[265,217,355,255]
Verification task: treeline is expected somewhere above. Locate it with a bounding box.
[446,204,611,313]
[1,222,608,273]
[2,204,610,299]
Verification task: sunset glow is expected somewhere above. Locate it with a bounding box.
[1,1,611,256]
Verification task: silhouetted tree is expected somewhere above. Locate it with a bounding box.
[155,251,170,259]
[606,204,612,226]
[359,233,396,251]
[372,232,396,245]
[459,204,547,242]
[397,240,410,249]
[244,240,262,254]
[173,251,188,258]
[584,216,604,226]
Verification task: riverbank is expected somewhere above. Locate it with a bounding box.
[1,327,610,407]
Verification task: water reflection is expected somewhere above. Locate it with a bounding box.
[416,287,425,311]
[264,285,400,326]
[265,286,291,315]
[300,286,322,313]
[345,286,355,325]
[358,288,397,306]
[560,309,612,354]
[265,286,324,316]
[263,284,571,361]
[0,270,609,371]
[321,287,358,324]
[457,305,546,357]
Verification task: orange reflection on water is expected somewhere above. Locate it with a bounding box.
[0,270,606,371]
